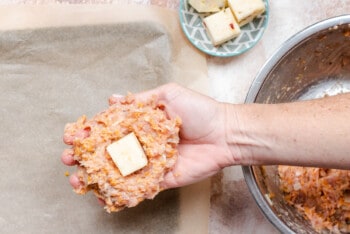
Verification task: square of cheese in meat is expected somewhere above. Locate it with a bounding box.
[228,0,265,26]
[107,132,148,176]
[203,8,241,46]
[189,0,226,13]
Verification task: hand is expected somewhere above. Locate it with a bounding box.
[61,83,233,190]
[125,83,233,188]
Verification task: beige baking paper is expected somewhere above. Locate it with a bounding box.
[0,4,210,233]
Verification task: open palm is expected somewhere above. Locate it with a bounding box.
[133,83,232,188]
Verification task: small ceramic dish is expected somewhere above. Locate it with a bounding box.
[179,0,269,57]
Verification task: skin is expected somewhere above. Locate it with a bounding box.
[61,83,350,192]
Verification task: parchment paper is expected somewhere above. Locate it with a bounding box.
[0,5,209,233]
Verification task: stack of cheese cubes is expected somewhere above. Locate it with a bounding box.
[189,0,266,46]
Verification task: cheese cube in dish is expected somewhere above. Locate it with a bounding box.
[189,0,226,13]
[107,132,148,176]
[203,8,241,46]
[228,0,265,26]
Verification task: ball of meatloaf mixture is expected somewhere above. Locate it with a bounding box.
[63,94,181,212]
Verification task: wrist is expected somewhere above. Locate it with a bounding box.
[223,103,270,166]
[223,103,246,165]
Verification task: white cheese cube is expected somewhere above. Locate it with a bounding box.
[228,0,265,26]
[107,132,148,176]
[203,8,241,46]
[189,0,226,13]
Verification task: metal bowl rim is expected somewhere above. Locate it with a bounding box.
[242,14,350,234]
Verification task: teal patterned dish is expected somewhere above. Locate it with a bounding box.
[179,0,269,57]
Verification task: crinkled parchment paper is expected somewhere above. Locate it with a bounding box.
[0,4,209,233]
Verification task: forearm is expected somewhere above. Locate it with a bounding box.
[225,93,350,169]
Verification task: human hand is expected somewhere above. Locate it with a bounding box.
[121,83,233,188]
[61,83,233,190]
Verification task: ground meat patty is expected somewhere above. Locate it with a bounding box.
[63,94,181,212]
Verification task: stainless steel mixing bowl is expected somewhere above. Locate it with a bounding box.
[242,15,350,233]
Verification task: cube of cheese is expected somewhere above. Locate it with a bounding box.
[189,0,226,13]
[228,0,265,26]
[107,132,148,176]
[203,8,241,46]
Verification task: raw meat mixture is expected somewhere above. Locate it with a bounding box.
[279,166,350,233]
[63,95,181,212]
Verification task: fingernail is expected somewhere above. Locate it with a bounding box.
[112,94,124,98]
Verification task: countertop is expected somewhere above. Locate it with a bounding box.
[0,0,349,233]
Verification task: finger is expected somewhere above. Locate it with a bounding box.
[134,83,180,102]
[134,83,185,121]
[109,89,159,105]
[61,148,76,166]
[63,134,74,145]
[160,152,186,189]
[63,128,90,145]
[97,198,106,206]
[69,173,104,207]
[69,173,84,189]
[160,171,181,190]
[108,94,124,105]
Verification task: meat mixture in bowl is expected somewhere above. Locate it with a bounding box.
[63,95,181,212]
[279,166,350,233]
